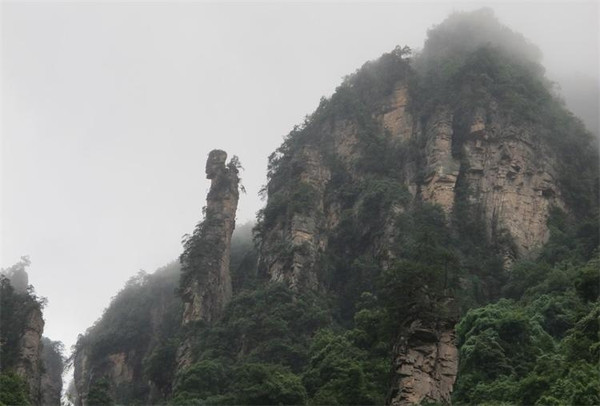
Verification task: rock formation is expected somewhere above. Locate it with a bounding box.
[14,304,45,404]
[40,338,66,406]
[178,149,240,367]
[256,43,572,403]
[180,149,239,324]
[388,320,458,405]
[0,263,63,405]
[72,263,182,406]
[70,11,599,406]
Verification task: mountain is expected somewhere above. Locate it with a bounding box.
[1,258,65,406]
[71,9,599,405]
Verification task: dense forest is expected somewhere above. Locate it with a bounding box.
[2,8,598,406]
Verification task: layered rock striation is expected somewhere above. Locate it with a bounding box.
[1,264,63,405]
[178,150,240,367]
[255,35,588,402]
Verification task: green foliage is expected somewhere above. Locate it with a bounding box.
[174,362,307,405]
[40,337,65,404]
[303,329,387,405]
[172,359,231,404]
[191,284,330,369]
[73,10,600,406]
[230,363,307,405]
[143,339,178,397]
[0,372,30,406]
[256,45,412,247]
[414,8,599,224]
[230,222,260,292]
[172,284,330,403]
[74,262,182,404]
[86,377,114,406]
[0,260,46,372]
[454,250,600,405]
[180,217,227,289]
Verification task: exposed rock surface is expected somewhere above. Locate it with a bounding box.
[180,149,240,324]
[422,103,563,256]
[258,67,566,403]
[1,266,63,406]
[72,263,181,406]
[72,344,138,406]
[69,22,596,405]
[389,321,458,405]
[15,305,45,405]
[177,150,240,370]
[40,338,64,406]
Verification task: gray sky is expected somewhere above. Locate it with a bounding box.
[2,1,598,351]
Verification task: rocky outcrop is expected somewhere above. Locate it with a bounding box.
[260,145,331,290]
[389,321,458,405]
[180,150,240,325]
[421,107,460,212]
[40,338,64,406]
[421,103,563,256]
[72,263,181,406]
[0,265,62,406]
[177,150,240,370]
[15,306,44,405]
[257,54,568,403]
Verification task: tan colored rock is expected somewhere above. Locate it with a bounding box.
[262,146,330,290]
[178,149,240,370]
[15,306,44,405]
[382,85,414,142]
[460,110,563,255]
[421,107,461,213]
[108,352,134,384]
[181,149,240,325]
[389,322,458,406]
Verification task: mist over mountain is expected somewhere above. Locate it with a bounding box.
[1,6,598,406]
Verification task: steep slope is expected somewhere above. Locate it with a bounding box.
[70,9,598,406]
[180,150,240,326]
[0,259,64,406]
[177,150,241,370]
[72,262,182,405]
[254,9,597,404]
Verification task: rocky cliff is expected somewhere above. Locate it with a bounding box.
[177,150,240,371]
[254,10,596,404]
[40,338,65,405]
[14,306,45,403]
[180,150,240,325]
[72,263,181,405]
[0,262,64,405]
[73,151,241,404]
[69,9,598,406]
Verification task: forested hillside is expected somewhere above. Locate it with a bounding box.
[71,9,598,406]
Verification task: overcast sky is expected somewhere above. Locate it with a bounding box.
[2,1,598,351]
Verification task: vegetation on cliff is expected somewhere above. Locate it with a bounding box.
[71,9,598,405]
[0,259,64,406]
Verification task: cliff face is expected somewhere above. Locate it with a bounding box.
[72,263,182,406]
[14,307,45,404]
[70,11,598,406]
[422,103,562,257]
[40,338,64,406]
[260,87,564,291]
[177,150,240,372]
[255,38,583,403]
[180,150,240,325]
[73,151,242,405]
[0,265,63,406]
[389,321,458,405]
